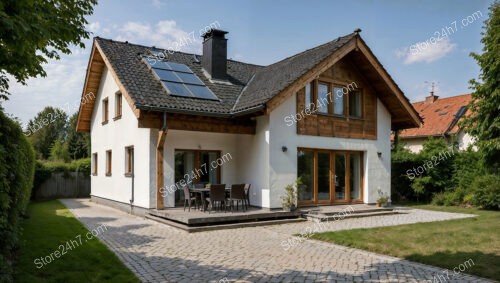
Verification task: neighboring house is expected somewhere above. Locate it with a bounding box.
[76,29,421,214]
[397,93,474,153]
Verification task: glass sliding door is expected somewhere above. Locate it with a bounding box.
[350,153,361,200]
[174,151,195,205]
[317,152,331,202]
[334,153,347,201]
[297,150,314,203]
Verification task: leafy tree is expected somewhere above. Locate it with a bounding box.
[26,107,68,159]
[49,139,70,162]
[0,0,97,100]
[66,112,90,160]
[462,2,500,172]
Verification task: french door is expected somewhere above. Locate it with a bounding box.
[297,148,363,205]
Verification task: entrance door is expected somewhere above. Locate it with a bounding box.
[317,152,331,203]
[334,153,347,202]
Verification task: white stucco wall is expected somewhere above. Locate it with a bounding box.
[90,67,153,209]
[402,138,426,153]
[267,92,392,207]
[457,131,477,151]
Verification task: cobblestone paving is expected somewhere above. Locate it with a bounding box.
[61,199,490,283]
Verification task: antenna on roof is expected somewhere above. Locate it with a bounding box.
[425,81,439,97]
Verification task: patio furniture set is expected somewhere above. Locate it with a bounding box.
[182,184,251,213]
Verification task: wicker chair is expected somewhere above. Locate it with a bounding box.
[206,184,227,213]
[182,185,198,212]
[243,184,251,208]
[228,184,247,212]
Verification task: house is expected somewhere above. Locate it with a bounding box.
[396,93,474,153]
[76,29,421,215]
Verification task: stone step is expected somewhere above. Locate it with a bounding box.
[304,210,399,222]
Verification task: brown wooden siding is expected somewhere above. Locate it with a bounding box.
[296,57,377,140]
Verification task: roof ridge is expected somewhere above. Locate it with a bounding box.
[261,32,356,69]
[94,37,264,67]
[412,93,472,104]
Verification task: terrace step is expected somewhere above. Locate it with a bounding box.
[303,209,399,222]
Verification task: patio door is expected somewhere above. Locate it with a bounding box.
[174,150,221,206]
[297,148,363,205]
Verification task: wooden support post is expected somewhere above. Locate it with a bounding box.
[156,129,167,209]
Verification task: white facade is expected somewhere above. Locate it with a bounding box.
[90,70,393,209]
[90,67,154,209]
[402,131,476,153]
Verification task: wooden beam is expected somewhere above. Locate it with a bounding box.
[156,129,167,209]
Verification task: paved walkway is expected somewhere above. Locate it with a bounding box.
[61,199,489,283]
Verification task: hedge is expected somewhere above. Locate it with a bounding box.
[0,110,36,282]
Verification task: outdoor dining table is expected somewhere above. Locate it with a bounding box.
[189,187,230,212]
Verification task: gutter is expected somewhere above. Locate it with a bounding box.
[136,104,265,118]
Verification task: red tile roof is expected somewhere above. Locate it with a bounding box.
[399,93,472,138]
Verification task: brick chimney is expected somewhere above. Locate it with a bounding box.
[201,29,228,80]
[425,92,439,104]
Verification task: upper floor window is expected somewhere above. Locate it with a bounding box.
[349,90,362,118]
[303,80,362,119]
[114,92,122,120]
[102,97,109,124]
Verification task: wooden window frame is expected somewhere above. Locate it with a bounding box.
[102,97,109,125]
[297,147,364,206]
[125,146,134,177]
[114,91,122,120]
[348,89,364,119]
[92,153,98,176]
[105,150,112,176]
[174,149,222,185]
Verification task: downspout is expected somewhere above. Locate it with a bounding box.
[129,150,135,214]
[158,112,167,208]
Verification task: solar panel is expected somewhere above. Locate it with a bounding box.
[143,58,219,101]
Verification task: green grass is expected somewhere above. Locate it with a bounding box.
[310,205,500,281]
[14,200,139,283]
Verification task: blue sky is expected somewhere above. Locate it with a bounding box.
[3,0,493,126]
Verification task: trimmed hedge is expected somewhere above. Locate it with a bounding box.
[0,110,35,282]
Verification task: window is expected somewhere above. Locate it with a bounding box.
[349,91,362,118]
[125,146,134,177]
[105,150,112,176]
[114,92,122,120]
[317,82,330,113]
[333,87,344,115]
[305,82,312,112]
[102,98,109,124]
[92,153,98,176]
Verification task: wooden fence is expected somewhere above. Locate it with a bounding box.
[34,172,90,199]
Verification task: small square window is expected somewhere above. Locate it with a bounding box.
[105,150,112,176]
[92,153,98,176]
[102,98,109,124]
[125,146,134,177]
[114,92,122,120]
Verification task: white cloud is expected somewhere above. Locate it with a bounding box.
[151,0,166,8]
[86,21,101,34]
[115,20,201,53]
[396,37,456,64]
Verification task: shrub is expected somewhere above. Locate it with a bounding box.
[391,143,420,202]
[0,110,35,281]
[470,174,500,210]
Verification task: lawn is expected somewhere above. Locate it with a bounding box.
[310,205,500,281]
[14,200,139,283]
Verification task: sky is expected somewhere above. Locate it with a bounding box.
[2,0,493,126]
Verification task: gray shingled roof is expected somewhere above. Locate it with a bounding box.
[95,32,355,116]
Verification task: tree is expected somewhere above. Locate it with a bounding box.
[462,2,500,172]
[26,107,68,159]
[49,139,71,162]
[66,112,90,160]
[0,0,97,100]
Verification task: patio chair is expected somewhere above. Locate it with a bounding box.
[228,184,247,212]
[206,184,227,214]
[182,185,198,212]
[243,184,251,208]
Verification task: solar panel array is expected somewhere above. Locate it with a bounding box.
[143,58,219,101]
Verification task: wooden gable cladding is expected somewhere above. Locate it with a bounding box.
[76,44,105,132]
[138,111,256,135]
[296,57,377,140]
